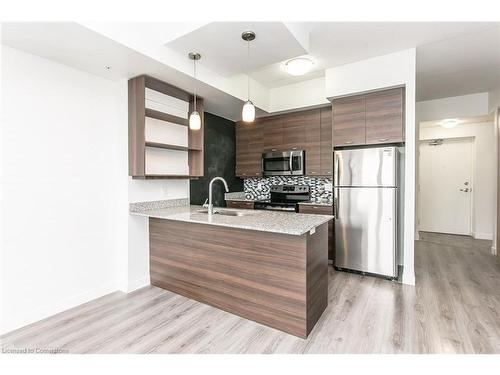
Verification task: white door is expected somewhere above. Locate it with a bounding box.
[419,137,473,235]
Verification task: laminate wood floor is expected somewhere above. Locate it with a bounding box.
[2,232,499,354]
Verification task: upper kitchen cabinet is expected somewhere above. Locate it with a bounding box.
[320,107,333,176]
[262,116,284,152]
[235,120,263,178]
[332,87,405,148]
[332,96,366,147]
[128,75,204,179]
[302,109,321,176]
[365,87,404,145]
[282,111,308,151]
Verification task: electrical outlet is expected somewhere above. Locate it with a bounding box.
[325,183,333,192]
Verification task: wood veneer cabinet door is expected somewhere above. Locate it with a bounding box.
[262,116,284,152]
[303,109,321,176]
[283,111,307,151]
[226,200,255,209]
[235,121,263,177]
[298,205,334,261]
[365,87,404,144]
[320,107,333,176]
[332,96,366,147]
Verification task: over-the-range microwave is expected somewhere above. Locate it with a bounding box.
[262,150,305,176]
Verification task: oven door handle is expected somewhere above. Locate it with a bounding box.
[289,151,294,175]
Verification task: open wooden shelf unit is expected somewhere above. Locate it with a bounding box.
[128,75,204,179]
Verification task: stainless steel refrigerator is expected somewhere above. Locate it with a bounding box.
[334,147,398,278]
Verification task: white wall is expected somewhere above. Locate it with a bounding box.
[416,92,490,123]
[0,46,127,334]
[269,76,329,112]
[325,49,417,285]
[419,122,496,240]
[488,87,500,113]
[0,46,190,334]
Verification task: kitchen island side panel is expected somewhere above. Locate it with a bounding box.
[149,218,328,338]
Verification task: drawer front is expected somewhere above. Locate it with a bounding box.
[226,200,255,210]
[298,205,334,215]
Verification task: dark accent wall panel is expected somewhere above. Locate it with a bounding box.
[190,113,243,206]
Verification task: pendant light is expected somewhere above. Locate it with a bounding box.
[188,52,201,130]
[241,31,256,123]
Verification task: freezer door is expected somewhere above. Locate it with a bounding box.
[334,147,397,187]
[334,187,397,277]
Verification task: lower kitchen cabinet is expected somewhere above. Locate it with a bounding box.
[226,200,255,209]
[299,204,334,261]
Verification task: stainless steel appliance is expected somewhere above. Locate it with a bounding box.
[262,150,305,176]
[334,147,398,278]
[254,185,310,212]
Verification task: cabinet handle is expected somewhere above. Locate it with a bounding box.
[327,171,332,174]
[292,147,297,150]
[255,172,259,175]
[344,141,353,144]
[271,148,277,151]
[311,171,317,174]
[378,138,389,142]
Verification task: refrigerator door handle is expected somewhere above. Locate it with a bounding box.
[334,152,339,186]
[334,187,339,218]
[289,150,294,174]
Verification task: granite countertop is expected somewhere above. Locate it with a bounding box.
[298,201,334,207]
[130,204,333,236]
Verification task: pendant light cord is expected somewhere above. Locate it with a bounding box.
[247,39,250,101]
[193,57,197,111]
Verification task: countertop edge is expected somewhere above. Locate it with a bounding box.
[130,207,333,236]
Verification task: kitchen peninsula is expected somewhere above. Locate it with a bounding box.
[130,200,333,338]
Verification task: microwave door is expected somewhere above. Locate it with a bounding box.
[263,155,292,175]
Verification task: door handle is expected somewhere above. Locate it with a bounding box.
[334,188,339,218]
[334,153,339,186]
[459,188,470,192]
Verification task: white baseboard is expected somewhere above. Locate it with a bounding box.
[473,232,493,240]
[402,272,415,286]
[0,281,119,336]
[127,276,150,293]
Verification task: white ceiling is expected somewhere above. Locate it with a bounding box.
[416,26,500,100]
[165,22,307,77]
[0,22,266,121]
[420,114,494,128]
[249,22,500,100]
[161,21,500,99]
[2,21,499,120]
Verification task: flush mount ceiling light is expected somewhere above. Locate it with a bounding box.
[440,118,460,129]
[241,31,256,123]
[284,57,315,76]
[188,52,202,130]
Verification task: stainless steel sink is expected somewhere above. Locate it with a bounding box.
[197,208,253,217]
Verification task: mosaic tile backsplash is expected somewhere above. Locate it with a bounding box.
[244,176,333,202]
